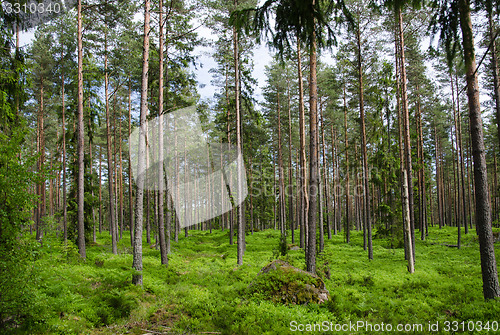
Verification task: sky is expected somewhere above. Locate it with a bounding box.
[17,9,274,105]
[17,6,492,116]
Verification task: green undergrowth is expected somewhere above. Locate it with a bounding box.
[9,225,500,334]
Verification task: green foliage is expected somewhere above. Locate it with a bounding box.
[0,127,47,331]
[5,225,500,334]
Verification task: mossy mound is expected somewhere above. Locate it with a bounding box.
[247,260,329,305]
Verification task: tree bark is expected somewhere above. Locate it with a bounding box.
[306,28,318,274]
[287,73,294,243]
[77,0,86,258]
[128,78,134,245]
[397,8,415,263]
[132,0,151,286]
[104,28,117,255]
[403,170,414,273]
[458,0,500,299]
[61,68,67,242]
[343,85,350,244]
[356,25,372,260]
[157,0,168,266]
[233,0,245,265]
[297,37,308,251]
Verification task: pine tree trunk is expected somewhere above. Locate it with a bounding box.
[343,85,350,244]
[458,0,500,299]
[321,107,332,240]
[77,0,86,258]
[356,26,372,260]
[287,75,294,243]
[233,0,245,265]
[434,127,443,229]
[277,92,286,239]
[104,29,117,255]
[306,28,318,274]
[36,79,43,239]
[157,0,168,266]
[128,79,134,245]
[99,146,102,233]
[394,18,407,258]
[403,170,414,273]
[455,74,469,234]
[61,70,67,241]
[331,125,338,235]
[297,38,308,251]
[398,8,415,263]
[132,0,151,286]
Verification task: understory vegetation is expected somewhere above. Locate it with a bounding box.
[11,226,500,334]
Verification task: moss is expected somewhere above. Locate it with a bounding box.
[247,260,328,305]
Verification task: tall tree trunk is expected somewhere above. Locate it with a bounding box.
[233,0,245,265]
[458,0,500,299]
[37,77,45,241]
[343,85,350,244]
[306,27,318,274]
[403,170,414,273]
[77,0,86,258]
[132,0,151,286]
[321,107,332,240]
[331,125,338,235]
[118,117,124,241]
[455,74,469,234]
[128,78,134,245]
[277,92,286,239]
[398,7,415,264]
[225,64,233,245]
[157,0,168,266]
[104,29,117,255]
[434,127,443,228]
[61,70,67,241]
[356,26,372,260]
[297,37,308,251]
[451,73,462,248]
[99,146,102,233]
[287,75,294,243]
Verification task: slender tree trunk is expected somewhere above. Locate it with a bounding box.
[398,8,415,264]
[297,37,308,251]
[343,85,350,244]
[233,0,245,265]
[132,0,151,286]
[113,97,120,242]
[104,29,117,255]
[306,27,318,274]
[321,107,332,240]
[128,78,134,245]
[119,114,124,241]
[331,125,338,235]
[287,75,294,243]
[458,0,500,299]
[356,26,372,260]
[277,92,286,240]
[403,170,414,273]
[77,0,86,258]
[157,0,168,266]
[451,74,462,248]
[434,127,443,228]
[455,74,469,234]
[99,146,102,233]
[61,70,67,241]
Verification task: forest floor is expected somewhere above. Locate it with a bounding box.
[21,224,500,334]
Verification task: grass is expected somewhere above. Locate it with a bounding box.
[15,225,500,334]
